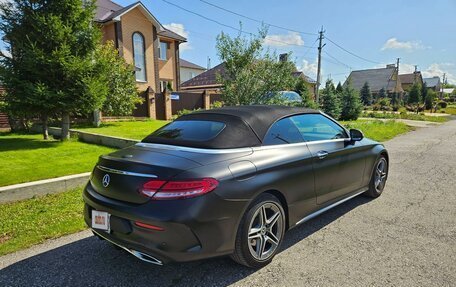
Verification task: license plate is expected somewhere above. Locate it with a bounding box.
[91,210,110,232]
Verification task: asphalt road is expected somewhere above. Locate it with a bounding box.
[1,119,455,287]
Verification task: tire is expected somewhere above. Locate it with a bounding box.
[231,193,286,268]
[364,155,388,198]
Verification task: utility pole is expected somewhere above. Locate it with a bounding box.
[207,56,211,70]
[442,73,446,98]
[395,58,400,93]
[315,27,325,104]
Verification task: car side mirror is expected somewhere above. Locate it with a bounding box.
[349,129,364,141]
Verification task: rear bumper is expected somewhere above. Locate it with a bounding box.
[83,182,246,264]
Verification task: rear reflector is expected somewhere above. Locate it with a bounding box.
[139,178,218,200]
[134,221,164,231]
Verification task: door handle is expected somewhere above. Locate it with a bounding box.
[316,150,329,159]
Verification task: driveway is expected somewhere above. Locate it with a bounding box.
[1,119,455,287]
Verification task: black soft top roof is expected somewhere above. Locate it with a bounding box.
[142,105,320,149]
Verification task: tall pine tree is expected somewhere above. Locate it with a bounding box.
[321,79,341,119]
[340,81,362,120]
[360,82,373,106]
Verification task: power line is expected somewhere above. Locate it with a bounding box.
[325,35,382,65]
[199,0,383,68]
[323,51,352,69]
[161,0,314,48]
[199,0,317,36]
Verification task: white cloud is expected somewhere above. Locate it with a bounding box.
[264,32,304,47]
[399,63,416,74]
[381,38,428,51]
[421,63,455,84]
[163,23,191,51]
[299,58,319,79]
[394,62,456,84]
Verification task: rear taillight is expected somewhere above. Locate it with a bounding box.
[139,178,218,200]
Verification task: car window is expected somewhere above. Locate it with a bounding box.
[290,114,348,142]
[263,117,304,145]
[150,120,225,142]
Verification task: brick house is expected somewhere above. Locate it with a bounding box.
[95,0,186,118]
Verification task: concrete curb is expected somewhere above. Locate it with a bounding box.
[31,125,139,149]
[0,172,91,203]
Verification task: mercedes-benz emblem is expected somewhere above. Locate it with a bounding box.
[102,174,110,187]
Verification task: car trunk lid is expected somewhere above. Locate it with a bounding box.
[90,146,202,204]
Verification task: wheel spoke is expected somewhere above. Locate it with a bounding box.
[267,231,280,245]
[260,206,267,227]
[256,235,266,258]
[248,227,262,240]
[267,211,280,228]
[375,178,381,188]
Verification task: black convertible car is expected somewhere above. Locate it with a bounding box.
[83,105,389,268]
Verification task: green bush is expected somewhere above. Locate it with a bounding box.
[174,108,202,119]
[211,101,224,109]
[438,101,448,108]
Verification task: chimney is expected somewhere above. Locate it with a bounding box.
[279,53,288,62]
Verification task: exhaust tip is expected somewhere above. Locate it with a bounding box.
[131,250,163,265]
[92,229,163,266]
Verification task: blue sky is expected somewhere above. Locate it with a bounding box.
[6,0,456,84]
[117,0,455,84]
[131,0,456,84]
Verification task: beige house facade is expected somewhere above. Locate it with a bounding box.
[95,0,186,118]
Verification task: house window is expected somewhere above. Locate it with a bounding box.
[133,32,146,82]
[160,80,173,92]
[159,41,168,60]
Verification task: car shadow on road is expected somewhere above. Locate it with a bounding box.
[0,196,372,287]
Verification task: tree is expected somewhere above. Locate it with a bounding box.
[321,79,341,119]
[336,82,343,94]
[407,83,422,113]
[425,90,436,110]
[421,82,428,105]
[294,77,317,109]
[359,82,373,106]
[340,81,362,120]
[0,0,137,140]
[391,92,400,109]
[377,87,386,102]
[216,26,297,105]
[96,42,142,116]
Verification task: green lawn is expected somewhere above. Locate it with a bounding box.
[0,188,86,256]
[362,111,449,122]
[72,118,411,143]
[73,120,169,140]
[442,106,456,115]
[342,120,412,142]
[0,133,115,186]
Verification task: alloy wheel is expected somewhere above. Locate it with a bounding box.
[374,158,388,192]
[247,202,283,261]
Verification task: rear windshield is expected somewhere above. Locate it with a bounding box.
[150,120,226,142]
